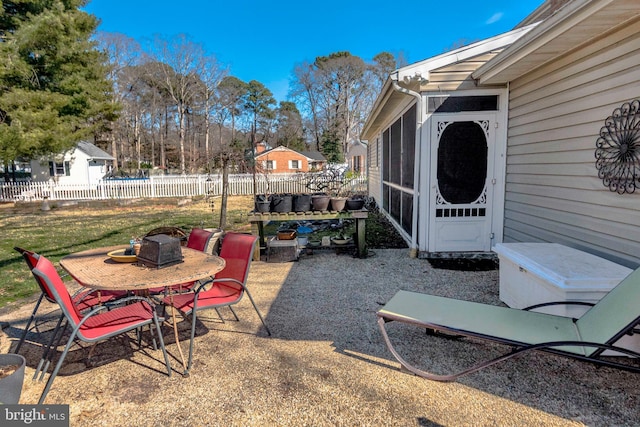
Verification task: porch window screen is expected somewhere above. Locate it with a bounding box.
[390,120,401,185]
[382,129,390,181]
[402,104,416,188]
[401,191,413,234]
[437,121,487,204]
[381,103,417,236]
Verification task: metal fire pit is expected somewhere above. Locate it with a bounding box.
[137,234,183,268]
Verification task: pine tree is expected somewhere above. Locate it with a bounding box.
[0,0,116,173]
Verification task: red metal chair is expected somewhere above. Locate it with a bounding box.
[185,228,215,253]
[13,247,128,355]
[31,254,172,404]
[163,232,271,374]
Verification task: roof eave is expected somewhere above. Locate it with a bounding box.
[362,24,536,141]
[473,0,637,85]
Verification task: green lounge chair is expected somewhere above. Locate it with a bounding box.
[377,267,640,381]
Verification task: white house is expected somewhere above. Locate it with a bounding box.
[362,0,640,268]
[362,23,537,258]
[346,140,367,174]
[30,141,114,186]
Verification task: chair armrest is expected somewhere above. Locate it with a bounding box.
[193,277,244,294]
[192,277,214,293]
[210,277,243,286]
[523,301,595,311]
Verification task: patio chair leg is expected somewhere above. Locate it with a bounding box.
[38,327,81,404]
[214,308,225,323]
[33,315,65,381]
[15,294,44,353]
[186,310,198,375]
[149,324,158,351]
[244,290,271,336]
[228,306,240,322]
[152,314,172,377]
[39,318,70,381]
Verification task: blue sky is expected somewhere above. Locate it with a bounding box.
[84,0,543,102]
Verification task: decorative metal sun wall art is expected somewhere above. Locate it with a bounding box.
[594,99,640,194]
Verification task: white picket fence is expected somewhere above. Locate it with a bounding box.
[0,173,367,202]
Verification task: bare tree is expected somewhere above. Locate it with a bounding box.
[96,32,143,171]
[214,76,248,229]
[274,101,305,151]
[149,34,206,174]
[199,56,227,170]
[314,52,366,157]
[291,62,323,151]
[291,51,404,160]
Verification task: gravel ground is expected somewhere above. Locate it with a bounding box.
[1,249,638,426]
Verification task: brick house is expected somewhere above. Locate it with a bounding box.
[255,145,326,173]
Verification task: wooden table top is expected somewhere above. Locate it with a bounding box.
[60,245,226,291]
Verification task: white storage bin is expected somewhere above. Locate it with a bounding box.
[493,242,637,354]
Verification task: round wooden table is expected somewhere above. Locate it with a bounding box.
[60,245,226,375]
[60,245,225,291]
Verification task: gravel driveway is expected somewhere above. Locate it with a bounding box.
[1,249,637,426]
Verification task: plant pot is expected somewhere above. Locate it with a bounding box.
[307,240,321,248]
[330,197,347,212]
[311,194,330,211]
[292,194,312,212]
[271,194,293,213]
[255,195,271,213]
[346,197,365,211]
[277,229,297,240]
[331,236,352,245]
[0,353,26,404]
[203,228,224,254]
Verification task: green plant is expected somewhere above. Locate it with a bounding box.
[0,196,254,308]
[0,195,407,308]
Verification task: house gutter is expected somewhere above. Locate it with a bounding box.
[390,72,422,258]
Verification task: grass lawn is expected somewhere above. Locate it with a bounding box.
[0,195,406,309]
[0,196,254,309]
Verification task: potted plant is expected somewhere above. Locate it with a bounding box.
[345,193,366,211]
[331,231,352,245]
[329,194,347,212]
[311,193,331,211]
[298,166,352,212]
[292,193,312,212]
[255,163,272,213]
[0,353,26,404]
[255,194,271,212]
[271,193,293,213]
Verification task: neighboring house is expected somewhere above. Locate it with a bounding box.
[346,140,367,174]
[255,145,326,173]
[361,0,640,268]
[30,141,114,186]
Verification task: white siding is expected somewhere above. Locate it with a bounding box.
[367,135,382,203]
[504,21,640,267]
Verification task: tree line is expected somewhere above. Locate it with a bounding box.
[1,0,403,182]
